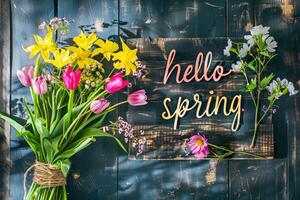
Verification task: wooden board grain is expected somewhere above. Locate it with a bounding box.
[0,0,11,199]
[2,0,300,200]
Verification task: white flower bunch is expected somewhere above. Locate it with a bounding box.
[266,78,298,100]
[224,25,298,148]
[224,25,278,65]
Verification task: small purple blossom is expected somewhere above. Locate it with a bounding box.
[116,117,146,155]
[133,61,147,79]
[117,116,134,143]
[136,136,146,156]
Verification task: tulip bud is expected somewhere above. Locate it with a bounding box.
[32,76,47,95]
[90,98,110,114]
[128,89,148,106]
[63,66,81,90]
[105,72,128,94]
[17,65,34,87]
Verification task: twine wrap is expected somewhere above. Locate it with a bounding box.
[23,161,67,200]
[33,161,66,187]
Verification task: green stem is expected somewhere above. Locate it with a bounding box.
[242,71,257,107]
[208,143,264,159]
[109,100,128,110]
[257,100,275,125]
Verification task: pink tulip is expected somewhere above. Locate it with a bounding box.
[17,65,34,87]
[32,76,47,95]
[62,66,81,90]
[128,89,148,106]
[105,72,128,94]
[90,98,110,114]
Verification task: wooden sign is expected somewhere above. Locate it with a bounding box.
[127,38,274,159]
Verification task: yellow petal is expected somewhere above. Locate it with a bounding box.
[33,34,43,45]
[95,39,105,47]
[44,31,54,44]
[91,48,103,57]
[41,50,50,60]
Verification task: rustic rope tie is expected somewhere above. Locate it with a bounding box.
[23,161,66,200]
[33,161,66,187]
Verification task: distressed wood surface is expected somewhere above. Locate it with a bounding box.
[0,0,11,199]
[0,0,299,200]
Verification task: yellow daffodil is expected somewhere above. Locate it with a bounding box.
[92,39,119,61]
[73,31,97,50]
[24,31,56,60]
[45,48,74,68]
[67,46,98,69]
[112,38,138,75]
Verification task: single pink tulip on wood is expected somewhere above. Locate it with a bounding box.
[63,66,81,90]
[17,65,34,87]
[105,72,128,94]
[128,89,148,106]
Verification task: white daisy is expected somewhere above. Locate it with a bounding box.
[265,36,277,53]
[239,43,251,58]
[287,82,298,96]
[250,25,270,36]
[224,39,232,57]
[244,35,255,47]
[231,61,242,72]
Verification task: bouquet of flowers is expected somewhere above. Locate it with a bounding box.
[224,25,298,147]
[0,18,147,200]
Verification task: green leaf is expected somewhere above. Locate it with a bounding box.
[240,88,248,93]
[260,51,271,58]
[23,98,38,133]
[56,137,94,160]
[247,60,257,72]
[260,73,274,90]
[282,88,289,95]
[70,128,127,153]
[247,79,256,91]
[60,159,71,177]
[43,138,54,162]
[0,112,24,133]
[35,118,49,139]
[51,104,83,138]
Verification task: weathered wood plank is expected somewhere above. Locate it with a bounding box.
[118,158,228,200]
[10,0,54,199]
[0,0,11,199]
[58,0,119,199]
[228,0,254,37]
[228,0,299,199]
[118,0,226,38]
[229,160,287,199]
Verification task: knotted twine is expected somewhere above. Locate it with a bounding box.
[23,161,66,200]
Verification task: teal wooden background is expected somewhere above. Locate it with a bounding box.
[0,0,299,199]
